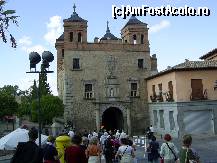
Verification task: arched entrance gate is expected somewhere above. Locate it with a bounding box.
[102,107,124,131]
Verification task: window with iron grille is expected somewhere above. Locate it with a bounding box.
[84,84,93,99]
[138,59,144,69]
[131,83,138,97]
[73,58,80,69]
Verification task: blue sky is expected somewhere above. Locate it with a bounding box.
[0,0,216,95]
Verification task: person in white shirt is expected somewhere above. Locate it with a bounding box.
[115,130,121,139]
[68,129,74,138]
[119,130,127,140]
[115,138,135,163]
[149,125,154,138]
[92,130,98,138]
[100,132,108,151]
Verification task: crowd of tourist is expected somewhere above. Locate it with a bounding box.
[145,126,200,163]
[10,126,201,163]
[10,127,136,163]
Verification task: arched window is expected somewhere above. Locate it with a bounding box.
[69,32,73,42]
[78,32,82,42]
[133,34,137,44]
[141,34,144,44]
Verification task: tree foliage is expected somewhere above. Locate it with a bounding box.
[0,0,19,48]
[0,92,18,118]
[31,95,64,124]
[0,85,19,96]
[40,65,52,96]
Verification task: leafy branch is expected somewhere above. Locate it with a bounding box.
[0,0,19,48]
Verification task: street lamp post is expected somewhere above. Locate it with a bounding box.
[26,51,54,148]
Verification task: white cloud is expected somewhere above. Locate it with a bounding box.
[44,16,63,45]
[19,35,47,54]
[21,44,47,54]
[149,20,171,34]
[18,36,32,46]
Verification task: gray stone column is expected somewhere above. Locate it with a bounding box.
[95,104,100,132]
[127,107,131,136]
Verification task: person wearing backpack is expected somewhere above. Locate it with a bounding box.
[179,134,200,163]
[147,136,160,163]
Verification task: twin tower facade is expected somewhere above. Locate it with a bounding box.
[55,5,157,134]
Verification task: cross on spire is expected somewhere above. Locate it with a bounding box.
[106,21,110,33]
[73,4,76,14]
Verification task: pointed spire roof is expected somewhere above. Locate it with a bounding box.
[101,21,120,40]
[122,16,146,29]
[64,4,87,23]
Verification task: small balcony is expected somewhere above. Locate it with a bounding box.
[84,92,94,100]
[150,93,164,102]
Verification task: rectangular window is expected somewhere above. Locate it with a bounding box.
[152,85,156,95]
[73,58,80,69]
[159,110,165,129]
[167,81,174,101]
[153,110,158,127]
[191,79,203,100]
[158,83,162,93]
[84,84,93,99]
[70,32,73,42]
[62,49,64,58]
[131,83,138,97]
[169,111,175,130]
[138,59,144,69]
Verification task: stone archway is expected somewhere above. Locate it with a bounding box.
[102,107,124,131]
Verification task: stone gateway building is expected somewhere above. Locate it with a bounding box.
[55,6,157,135]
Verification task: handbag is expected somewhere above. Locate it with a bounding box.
[160,157,164,163]
[166,143,178,161]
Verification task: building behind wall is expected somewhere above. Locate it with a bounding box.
[146,57,217,138]
[55,5,158,135]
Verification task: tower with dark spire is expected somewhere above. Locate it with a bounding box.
[121,16,148,45]
[63,4,88,43]
[100,21,121,43]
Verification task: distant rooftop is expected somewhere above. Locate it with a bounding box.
[200,48,217,60]
[122,16,147,29]
[101,21,120,41]
[56,33,64,41]
[146,60,217,80]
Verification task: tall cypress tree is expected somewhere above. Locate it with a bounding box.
[39,64,51,96]
[30,80,38,100]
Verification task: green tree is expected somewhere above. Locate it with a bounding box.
[39,65,51,96]
[0,0,19,48]
[0,85,19,96]
[29,80,38,100]
[0,93,18,118]
[31,95,64,124]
